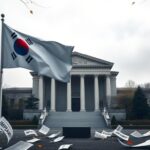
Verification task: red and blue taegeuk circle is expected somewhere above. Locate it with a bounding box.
[14,38,29,56]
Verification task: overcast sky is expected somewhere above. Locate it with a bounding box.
[0,0,150,88]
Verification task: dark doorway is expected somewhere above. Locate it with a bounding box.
[63,127,91,138]
[72,98,80,111]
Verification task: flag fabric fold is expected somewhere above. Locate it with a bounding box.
[2,23,74,82]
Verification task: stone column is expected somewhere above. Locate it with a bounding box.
[51,78,56,112]
[106,75,111,108]
[80,75,85,111]
[38,76,44,110]
[94,75,99,111]
[111,76,117,96]
[30,72,39,98]
[67,80,72,111]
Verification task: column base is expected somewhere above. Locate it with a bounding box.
[80,109,86,112]
[50,109,56,112]
[94,109,100,112]
[66,109,72,112]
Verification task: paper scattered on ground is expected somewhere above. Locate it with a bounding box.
[24,130,38,136]
[101,130,113,137]
[52,136,64,143]
[0,117,13,143]
[48,132,61,138]
[39,125,50,135]
[27,137,40,143]
[115,125,123,132]
[94,131,107,139]
[113,130,129,141]
[131,131,143,138]
[58,144,72,150]
[4,141,33,150]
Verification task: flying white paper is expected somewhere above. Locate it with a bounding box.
[39,125,50,135]
[4,141,33,150]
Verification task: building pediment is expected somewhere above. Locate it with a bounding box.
[72,52,113,68]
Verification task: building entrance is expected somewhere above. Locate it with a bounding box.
[72,98,80,111]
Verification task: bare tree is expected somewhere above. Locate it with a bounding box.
[125,80,136,88]
[143,83,150,89]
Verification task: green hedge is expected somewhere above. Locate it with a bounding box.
[9,120,39,129]
[111,125,150,129]
[118,120,150,125]
[12,125,38,129]
[111,119,150,129]
[10,120,33,125]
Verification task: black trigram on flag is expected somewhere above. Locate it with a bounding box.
[26,55,33,63]
[11,32,17,39]
[11,52,17,60]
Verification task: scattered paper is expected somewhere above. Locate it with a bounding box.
[24,130,37,136]
[58,144,72,150]
[101,130,113,137]
[53,136,64,143]
[131,131,143,138]
[39,125,50,135]
[94,131,107,139]
[143,131,150,137]
[113,130,129,141]
[48,132,61,138]
[115,125,123,132]
[27,137,40,143]
[0,117,13,143]
[4,141,33,150]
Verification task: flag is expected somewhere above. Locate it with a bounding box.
[2,23,74,82]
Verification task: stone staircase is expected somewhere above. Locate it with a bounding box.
[44,112,106,128]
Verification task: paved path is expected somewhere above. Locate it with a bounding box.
[4,129,150,150]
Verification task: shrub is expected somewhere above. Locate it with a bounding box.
[132,86,149,119]
[32,115,39,125]
[111,115,117,125]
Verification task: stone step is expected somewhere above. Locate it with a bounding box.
[44,112,106,128]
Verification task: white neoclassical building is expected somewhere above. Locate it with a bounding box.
[31,52,118,112]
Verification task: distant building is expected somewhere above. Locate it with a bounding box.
[3,88,32,110]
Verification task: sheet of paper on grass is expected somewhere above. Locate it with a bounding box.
[24,130,37,136]
[58,144,72,150]
[53,136,64,143]
[27,138,40,143]
[4,141,33,150]
[39,125,50,135]
[48,132,61,138]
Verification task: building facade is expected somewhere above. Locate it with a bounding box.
[3,88,32,110]
[31,52,118,112]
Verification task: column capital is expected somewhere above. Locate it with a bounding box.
[106,74,111,77]
[94,75,99,78]
[80,74,85,77]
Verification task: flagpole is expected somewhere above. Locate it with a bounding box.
[0,14,5,117]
